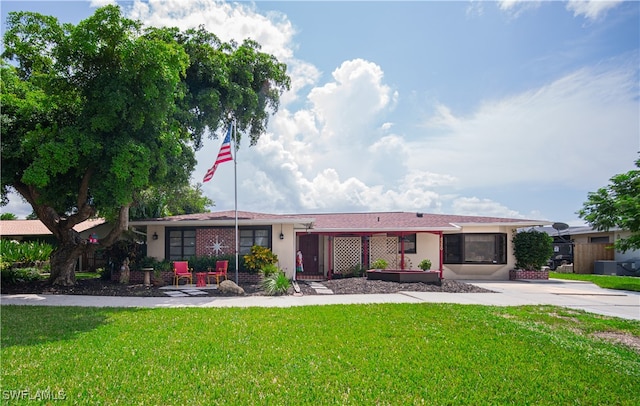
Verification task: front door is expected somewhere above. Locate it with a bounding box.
[298,234,319,275]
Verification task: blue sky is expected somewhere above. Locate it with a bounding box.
[2,0,639,225]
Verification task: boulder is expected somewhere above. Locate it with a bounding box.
[218,280,245,296]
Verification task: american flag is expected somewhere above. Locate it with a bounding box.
[203,124,233,183]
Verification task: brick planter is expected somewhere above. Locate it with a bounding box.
[509,269,549,280]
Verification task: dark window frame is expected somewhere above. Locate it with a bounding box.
[166,228,197,261]
[443,233,507,264]
[238,226,272,255]
[398,234,417,254]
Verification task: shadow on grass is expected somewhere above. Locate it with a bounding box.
[0,305,134,347]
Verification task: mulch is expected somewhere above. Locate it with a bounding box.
[1,277,493,297]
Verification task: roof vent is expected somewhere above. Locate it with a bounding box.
[416,212,423,218]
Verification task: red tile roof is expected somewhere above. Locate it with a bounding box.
[0,218,106,236]
[303,211,547,232]
[157,210,308,222]
[136,210,548,232]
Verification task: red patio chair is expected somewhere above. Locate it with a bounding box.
[173,261,193,286]
[207,260,228,285]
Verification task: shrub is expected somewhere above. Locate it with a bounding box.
[244,246,278,273]
[1,267,42,285]
[418,259,432,271]
[0,240,53,267]
[260,263,280,278]
[370,258,388,269]
[512,229,554,271]
[261,272,291,296]
[97,267,111,280]
[346,264,365,277]
[186,255,215,273]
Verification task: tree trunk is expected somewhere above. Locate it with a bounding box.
[48,230,86,286]
[13,181,134,286]
[49,247,79,286]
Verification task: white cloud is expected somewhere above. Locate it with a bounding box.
[125,0,296,61]
[1,193,31,219]
[452,197,526,219]
[497,0,623,21]
[566,0,624,21]
[308,59,396,138]
[89,0,115,7]
[417,56,639,190]
[497,0,542,18]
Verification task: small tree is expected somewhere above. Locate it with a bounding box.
[578,157,640,253]
[512,229,554,271]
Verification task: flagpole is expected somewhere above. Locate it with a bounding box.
[233,120,239,285]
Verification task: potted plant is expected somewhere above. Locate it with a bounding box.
[370,258,388,270]
[418,259,432,271]
[511,229,554,280]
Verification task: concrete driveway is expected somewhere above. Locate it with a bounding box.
[1,279,638,320]
[447,279,640,320]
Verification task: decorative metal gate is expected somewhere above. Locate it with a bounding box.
[333,237,362,273]
[369,236,398,268]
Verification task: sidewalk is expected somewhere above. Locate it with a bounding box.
[1,279,639,320]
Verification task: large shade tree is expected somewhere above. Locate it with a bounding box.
[1,6,290,285]
[578,157,640,253]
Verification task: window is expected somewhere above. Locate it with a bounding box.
[398,234,416,254]
[168,229,196,261]
[239,227,271,255]
[590,236,610,243]
[443,233,506,264]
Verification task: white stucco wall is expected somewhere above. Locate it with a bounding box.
[272,223,296,278]
[146,225,165,260]
[402,232,440,270]
[441,226,517,280]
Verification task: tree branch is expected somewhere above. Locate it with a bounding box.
[98,204,130,247]
[67,168,96,227]
[12,182,62,235]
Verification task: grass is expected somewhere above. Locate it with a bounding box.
[75,272,101,280]
[1,304,639,404]
[550,272,640,292]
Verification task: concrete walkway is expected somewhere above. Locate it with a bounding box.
[1,279,639,321]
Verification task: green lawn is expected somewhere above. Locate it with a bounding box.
[2,304,639,404]
[550,272,640,292]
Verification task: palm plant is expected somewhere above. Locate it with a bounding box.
[261,271,291,295]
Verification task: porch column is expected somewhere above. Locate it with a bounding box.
[439,231,444,279]
[400,233,406,269]
[328,236,333,280]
